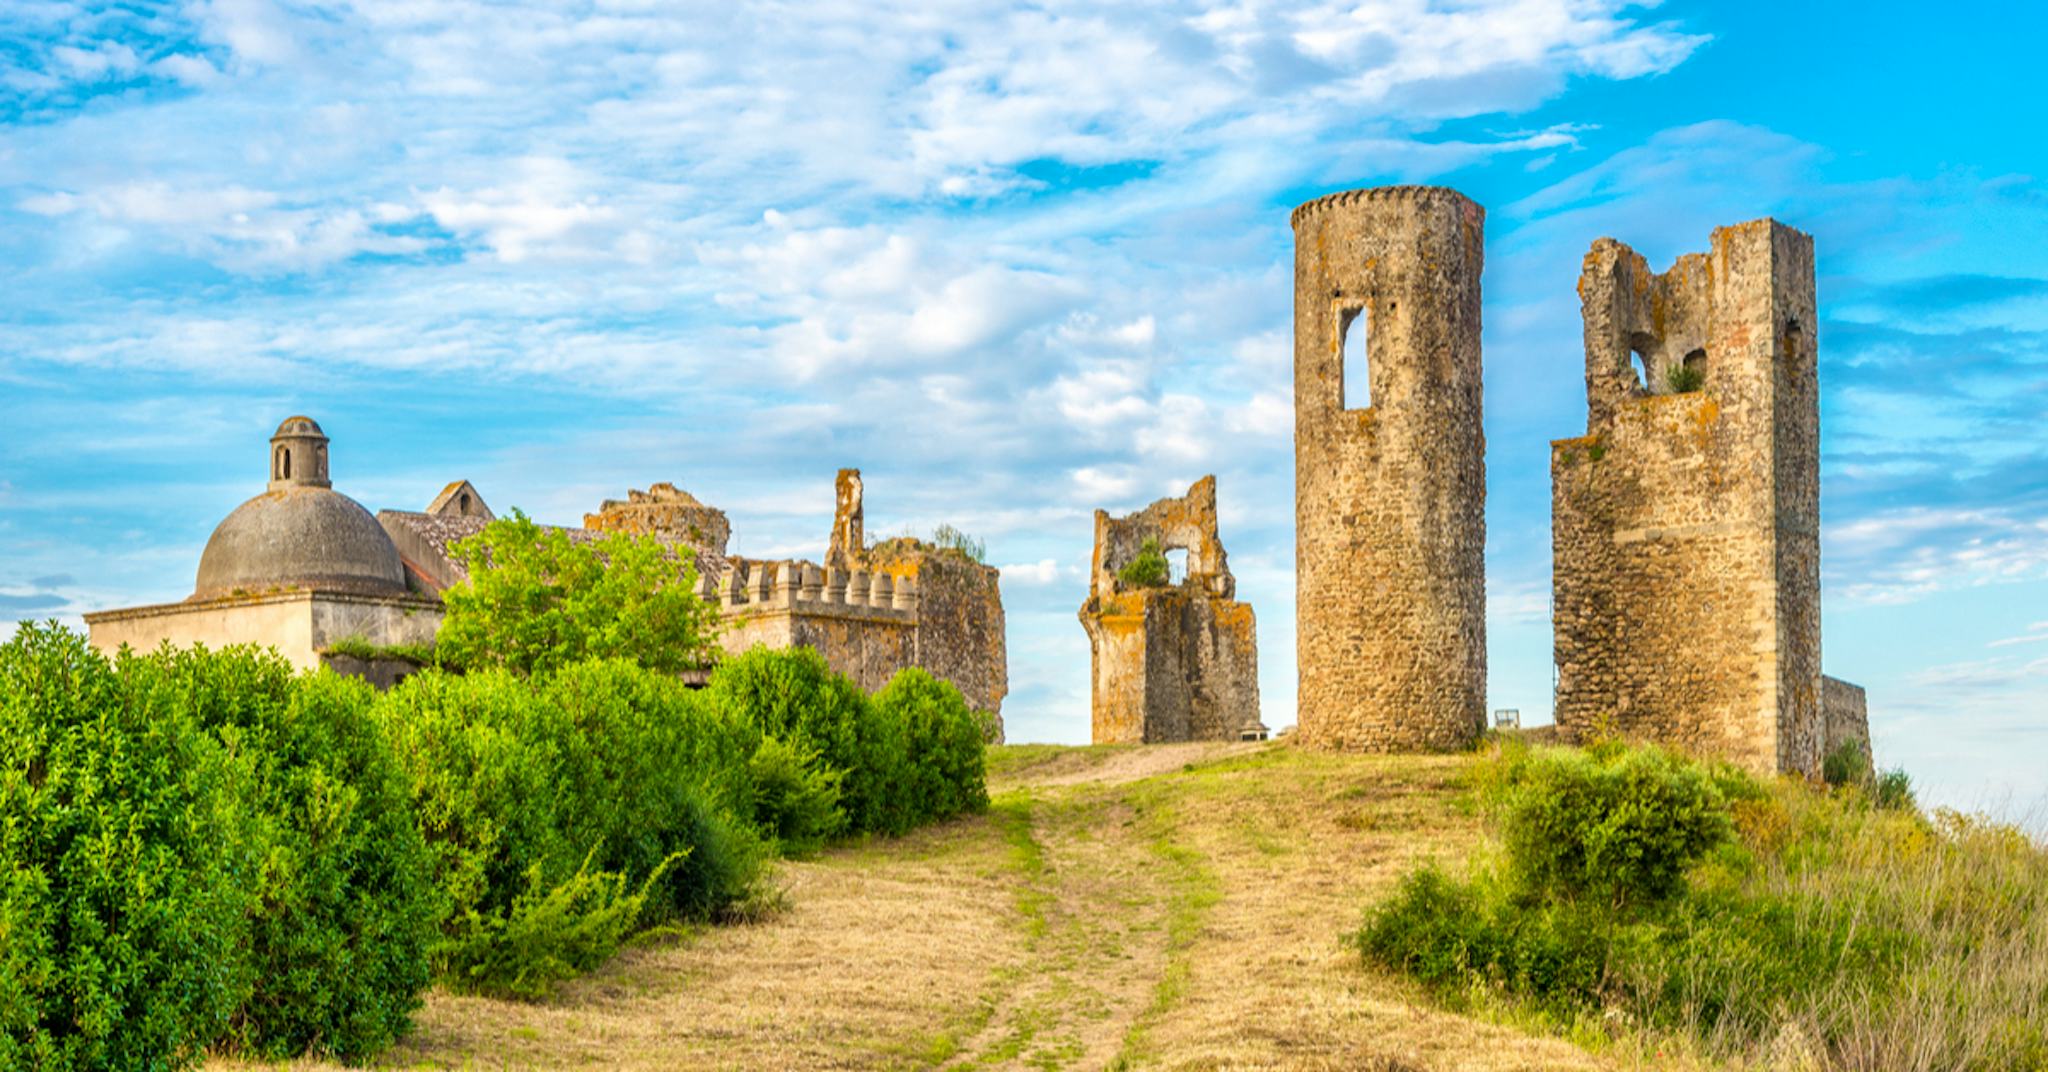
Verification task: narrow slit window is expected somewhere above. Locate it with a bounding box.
[281,449,291,479]
[1341,305,1371,409]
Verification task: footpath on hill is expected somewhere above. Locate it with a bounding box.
[227,741,1616,1071]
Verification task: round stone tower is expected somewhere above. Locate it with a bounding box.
[1291,186,1487,751]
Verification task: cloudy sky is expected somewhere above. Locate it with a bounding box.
[2,0,2042,816]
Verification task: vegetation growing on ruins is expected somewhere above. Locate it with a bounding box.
[1117,537,1172,588]
[436,510,722,677]
[1355,738,2047,1070]
[1666,361,1706,393]
[929,522,988,564]
[322,633,442,667]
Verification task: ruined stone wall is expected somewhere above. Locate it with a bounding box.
[865,541,1009,724]
[1292,186,1487,751]
[1822,675,1872,777]
[1551,219,1823,775]
[585,482,732,558]
[1079,476,1260,744]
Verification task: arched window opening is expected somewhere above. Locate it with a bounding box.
[1340,305,1371,410]
[281,448,291,480]
[1670,348,1707,392]
[1626,331,1658,394]
[1165,547,1188,585]
[460,492,472,513]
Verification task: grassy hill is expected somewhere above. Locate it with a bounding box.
[213,739,2042,1070]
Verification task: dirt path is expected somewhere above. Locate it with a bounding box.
[218,743,1624,1071]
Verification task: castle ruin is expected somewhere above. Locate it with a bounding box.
[716,469,1009,725]
[88,426,1006,730]
[1078,476,1262,744]
[1550,219,1867,775]
[1292,186,1488,751]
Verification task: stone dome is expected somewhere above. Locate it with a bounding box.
[191,417,408,600]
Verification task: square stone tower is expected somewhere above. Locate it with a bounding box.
[1293,186,1488,751]
[1550,219,1825,774]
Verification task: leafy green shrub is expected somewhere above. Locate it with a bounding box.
[874,667,990,824]
[708,646,903,835]
[1498,745,1733,908]
[376,660,764,996]
[1356,743,2039,1066]
[0,623,259,1070]
[1667,360,1707,393]
[437,852,662,1001]
[1821,738,1871,788]
[1117,537,1171,588]
[1874,766,1916,810]
[748,735,845,856]
[436,509,722,677]
[539,659,763,922]
[120,646,439,1061]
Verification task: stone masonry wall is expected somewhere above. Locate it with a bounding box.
[705,471,1009,734]
[1079,476,1260,744]
[1551,219,1825,775]
[1822,675,1873,778]
[585,482,732,558]
[1293,186,1487,751]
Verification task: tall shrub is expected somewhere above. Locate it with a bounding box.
[119,645,439,1061]
[0,624,258,1070]
[708,646,905,835]
[538,659,763,922]
[375,663,764,996]
[872,668,989,824]
[435,509,721,677]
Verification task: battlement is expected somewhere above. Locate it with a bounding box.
[705,558,917,622]
[1288,184,1478,230]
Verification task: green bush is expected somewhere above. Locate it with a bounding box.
[436,852,660,1001]
[1821,738,1870,788]
[436,509,722,677]
[748,735,845,857]
[708,646,902,835]
[1498,745,1733,908]
[874,667,990,824]
[1874,766,1916,810]
[120,645,439,1061]
[539,659,763,922]
[1667,361,1707,393]
[375,661,764,996]
[0,623,259,1070]
[1117,537,1171,588]
[1355,743,2006,1064]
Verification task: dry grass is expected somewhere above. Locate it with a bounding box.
[210,741,1654,1071]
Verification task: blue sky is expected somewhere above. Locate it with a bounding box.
[2,0,2043,818]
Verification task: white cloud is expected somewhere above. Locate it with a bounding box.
[998,558,1064,585]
